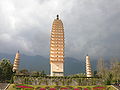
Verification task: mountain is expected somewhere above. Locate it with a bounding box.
[0,53,97,75]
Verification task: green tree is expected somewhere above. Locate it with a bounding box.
[19,69,29,75]
[104,72,113,85]
[40,70,46,77]
[97,57,106,78]
[0,58,13,82]
[30,71,40,77]
[110,59,120,84]
[0,67,2,81]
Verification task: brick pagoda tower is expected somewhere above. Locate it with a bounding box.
[86,55,92,77]
[13,51,20,72]
[50,15,65,76]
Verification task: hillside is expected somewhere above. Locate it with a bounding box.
[0,53,97,75]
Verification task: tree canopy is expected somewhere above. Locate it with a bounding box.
[0,58,13,82]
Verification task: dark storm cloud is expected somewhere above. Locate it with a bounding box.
[0,0,120,60]
[64,0,120,59]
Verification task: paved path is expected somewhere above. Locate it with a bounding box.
[0,83,9,90]
[111,85,120,90]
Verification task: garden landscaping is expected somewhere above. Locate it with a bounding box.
[7,84,116,90]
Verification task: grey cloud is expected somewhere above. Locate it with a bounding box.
[0,0,120,60]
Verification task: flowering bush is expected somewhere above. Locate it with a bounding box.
[14,84,108,90]
[93,87,106,90]
[60,87,69,90]
[40,88,46,90]
[16,85,33,89]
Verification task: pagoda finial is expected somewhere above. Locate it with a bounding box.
[57,15,59,20]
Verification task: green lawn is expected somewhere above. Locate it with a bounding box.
[7,84,16,90]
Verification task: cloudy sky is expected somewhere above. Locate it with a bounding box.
[0,0,120,60]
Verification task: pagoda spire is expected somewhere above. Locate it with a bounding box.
[57,15,59,20]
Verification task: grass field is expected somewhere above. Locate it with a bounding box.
[7,84,116,90]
